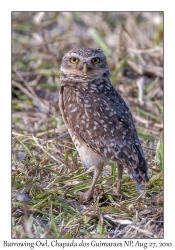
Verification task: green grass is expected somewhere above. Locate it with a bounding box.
[12,11,163,239]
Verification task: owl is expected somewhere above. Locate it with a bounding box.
[59,48,149,201]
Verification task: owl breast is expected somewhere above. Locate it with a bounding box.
[59,82,105,168]
[69,128,105,168]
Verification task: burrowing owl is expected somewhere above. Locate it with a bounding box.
[59,48,149,201]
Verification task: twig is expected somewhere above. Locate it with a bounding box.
[32,135,68,167]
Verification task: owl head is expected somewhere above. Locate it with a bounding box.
[60,48,110,77]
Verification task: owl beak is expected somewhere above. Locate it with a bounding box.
[83,63,88,75]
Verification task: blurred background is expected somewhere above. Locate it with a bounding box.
[12,12,163,239]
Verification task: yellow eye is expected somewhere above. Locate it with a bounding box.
[91,57,100,64]
[70,57,79,64]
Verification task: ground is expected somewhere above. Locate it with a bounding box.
[12,12,163,238]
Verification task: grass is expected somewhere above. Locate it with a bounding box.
[12,12,163,239]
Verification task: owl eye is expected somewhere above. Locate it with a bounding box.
[70,57,79,64]
[91,57,100,64]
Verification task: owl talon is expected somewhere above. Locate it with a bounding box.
[113,181,128,200]
[77,191,93,202]
[113,191,128,200]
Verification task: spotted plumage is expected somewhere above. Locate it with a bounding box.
[59,48,149,200]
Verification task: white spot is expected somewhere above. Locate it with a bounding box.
[71,107,78,112]
[85,109,89,117]
[109,112,113,117]
[115,151,120,158]
[91,84,97,88]
[97,147,101,152]
[94,121,98,125]
[87,130,92,135]
[105,85,111,90]
[104,148,107,156]
[100,120,104,124]
[98,84,104,89]
[85,104,92,108]
[132,147,136,153]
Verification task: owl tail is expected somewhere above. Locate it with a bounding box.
[135,151,149,196]
[138,152,149,182]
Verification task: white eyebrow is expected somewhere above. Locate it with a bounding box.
[60,66,84,76]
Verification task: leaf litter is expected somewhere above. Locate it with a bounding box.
[12,12,163,239]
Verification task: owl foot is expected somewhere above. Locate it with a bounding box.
[113,181,128,200]
[77,190,93,202]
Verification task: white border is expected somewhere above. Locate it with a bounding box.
[1,0,175,249]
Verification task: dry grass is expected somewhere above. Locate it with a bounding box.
[12,12,163,238]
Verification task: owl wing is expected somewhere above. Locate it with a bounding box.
[62,85,148,183]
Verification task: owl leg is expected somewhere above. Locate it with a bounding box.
[116,163,123,194]
[113,163,127,198]
[80,164,103,201]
